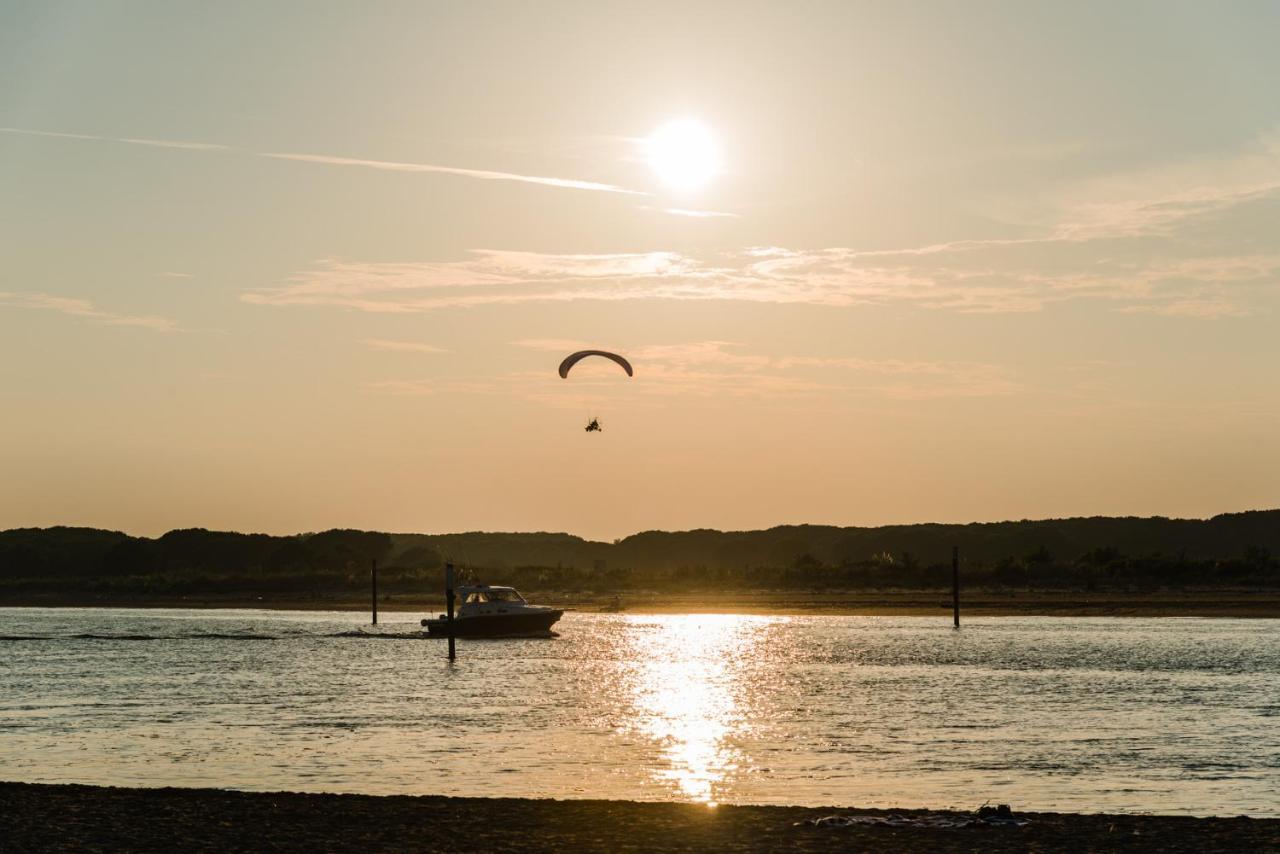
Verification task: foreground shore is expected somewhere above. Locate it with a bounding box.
[6,589,1280,617]
[2,783,1276,853]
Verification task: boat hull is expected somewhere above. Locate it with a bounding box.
[424,609,563,638]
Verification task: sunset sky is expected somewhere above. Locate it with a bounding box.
[2,1,1279,540]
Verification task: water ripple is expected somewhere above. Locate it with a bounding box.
[0,607,1276,817]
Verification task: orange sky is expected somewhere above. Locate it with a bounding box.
[2,2,1278,539]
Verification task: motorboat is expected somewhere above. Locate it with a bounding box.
[420,584,563,638]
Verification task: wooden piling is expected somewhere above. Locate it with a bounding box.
[445,562,456,661]
[952,545,960,628]
[371,558,378,625]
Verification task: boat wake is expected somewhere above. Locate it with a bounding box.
[0,630,557,641]
[0,633,280,641]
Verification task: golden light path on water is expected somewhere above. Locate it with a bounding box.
[617,614,776,806]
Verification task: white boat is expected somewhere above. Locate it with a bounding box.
[420,584,563,638]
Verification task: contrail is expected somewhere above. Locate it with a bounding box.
[0,126,229,150]
[261,151,647,195]
[1,126,645,196]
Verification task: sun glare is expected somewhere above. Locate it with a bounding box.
[645,119,722,192]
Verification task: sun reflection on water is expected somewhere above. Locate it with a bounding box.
[619,614,772,805]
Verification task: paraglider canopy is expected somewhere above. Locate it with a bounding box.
[558,350,633,379]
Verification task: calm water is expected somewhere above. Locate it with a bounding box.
[1,608,1277,816]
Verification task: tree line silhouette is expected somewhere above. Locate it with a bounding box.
[1,511,1277,601]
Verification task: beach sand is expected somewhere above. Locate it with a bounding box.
[2,783,1276,853]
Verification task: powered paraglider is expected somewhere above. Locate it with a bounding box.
[557,350,634,378]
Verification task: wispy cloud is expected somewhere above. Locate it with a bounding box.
[632,340,771,370]
[362,338,449,354]
[511,338,593,352]
[1114,298,1248,319]
[243,251,701,311]
[627,343,1018,399]
[116,137,229,151]
[247,130,1280,320]
[641,206,739,218]
[2,126,645,196]
[256,240,1280,317]
[0,292,176,330]
[15,126,1280,318]
[664,208,738,218]
[260,152,645,195]
[1,126,228,151]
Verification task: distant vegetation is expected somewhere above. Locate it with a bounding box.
[1,511,1278,603]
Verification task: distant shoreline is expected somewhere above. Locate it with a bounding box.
[4,590,1279,618]
[1,782,1276,852]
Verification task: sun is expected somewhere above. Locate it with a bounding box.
[645,119,721,192]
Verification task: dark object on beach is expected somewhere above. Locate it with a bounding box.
[977,803,1016,821]
[585,418,602,432]
[801,803,1029,830]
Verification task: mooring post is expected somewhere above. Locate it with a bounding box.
[952,545,960,628]
[445,562,457,661]
[371,558,378,625]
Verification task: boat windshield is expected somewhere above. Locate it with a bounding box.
[464,589,524,604]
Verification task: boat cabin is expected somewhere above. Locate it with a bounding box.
[451,585,539,617]
[423,582,562,637]
[459,585,527,605]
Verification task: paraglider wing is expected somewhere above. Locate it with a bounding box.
[558,350,634,379]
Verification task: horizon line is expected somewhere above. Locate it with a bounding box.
[10,507,1276,542]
